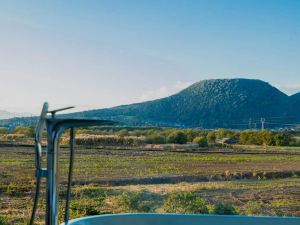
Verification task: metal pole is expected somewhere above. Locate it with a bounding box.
[65,127,75,223]
[261,117,266,130]
[44,117,116,225]
[46,125,59,225]
[248,118,252,130]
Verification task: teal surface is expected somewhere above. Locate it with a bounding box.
[63,213,300,225]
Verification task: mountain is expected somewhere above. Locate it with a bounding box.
[70,78,295,128]
[290,92,300,102]
[290,92,300,112]
[1,78,300,129]
[0,110,33,120]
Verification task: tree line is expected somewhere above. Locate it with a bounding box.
[0,125,298,147]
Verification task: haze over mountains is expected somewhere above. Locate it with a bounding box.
[1,78,300,129]
[0,110,33,120]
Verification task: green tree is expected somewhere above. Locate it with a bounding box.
[184,129,197,142]
[239,131,261,145]
[193,136,208,147]
[145,132,166,144]
[260,130,275,146]
[13,125,35,137]
[166,131,187,144]
[27,126,35,137]
[274,132,292,146]
[0,127,7,134]
[207,131,217,143]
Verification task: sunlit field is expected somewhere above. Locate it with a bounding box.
[1,145,300,224]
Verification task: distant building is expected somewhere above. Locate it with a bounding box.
[216,138,238,145]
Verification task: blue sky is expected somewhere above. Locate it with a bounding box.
[0,0,299,113]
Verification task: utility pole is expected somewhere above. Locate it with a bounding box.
[261,117,266,130]
[248,118,252,130]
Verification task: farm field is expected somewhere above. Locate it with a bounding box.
[1,146,300,224]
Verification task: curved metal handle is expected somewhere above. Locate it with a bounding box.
[35,102,48,176]
[30,102,49,225]
[35,102,48,142]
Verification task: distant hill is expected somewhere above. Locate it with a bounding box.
[1,78,300,129]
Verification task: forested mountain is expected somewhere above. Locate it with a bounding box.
[291,92,300,102]
[69,79,297,128]
[1,79,300,129]
[290,92,300,113]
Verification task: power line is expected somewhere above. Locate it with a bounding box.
[265,122,300,126]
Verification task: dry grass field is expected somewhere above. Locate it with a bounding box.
[1,145,300,224]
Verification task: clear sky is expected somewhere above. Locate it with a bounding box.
[0,0,299,114]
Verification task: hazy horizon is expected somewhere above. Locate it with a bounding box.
[0,0,300,114]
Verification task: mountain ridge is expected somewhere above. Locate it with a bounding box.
[68,78,299,128]
[1,78,300,129]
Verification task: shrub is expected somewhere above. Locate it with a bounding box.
[242,201,263,216]
[260,130,275,146]
[193,136,208,147]
[0,217,7,225]
[184,129,198,142]
[70,200,100,216]
[210,201,237,215]
[0,127,7,134]
[242,201,280,216]
[207,131,216,143]
[163,192,209,214]
[274,132,292,146]
[238,130,293,146]
[118,129,129,137]
[166,131,188,144]
[13,125,35,137]
[215,129,238,139]
[72,134,144,146]
[239,130,262,145]
[145,133,166,144]
[115,192,150,212]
